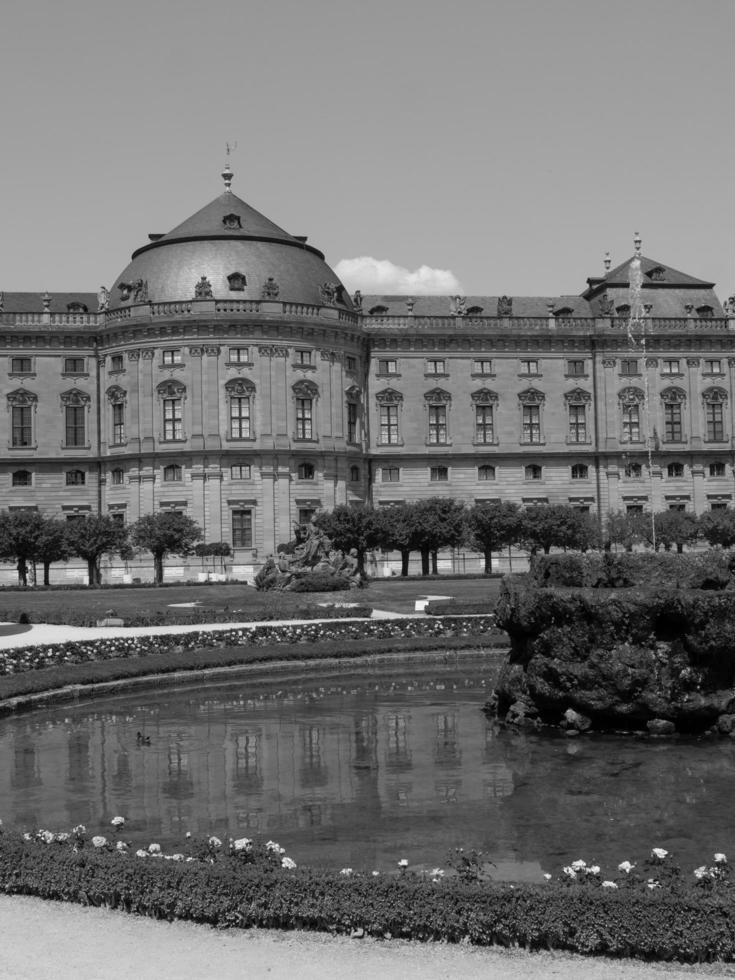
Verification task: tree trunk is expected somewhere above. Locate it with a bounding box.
[154,554,164,585]
[484,547,492,574]
[87,559,100,587]
[420,548,430,576]
[43,561,51,586]
[17,558,27,587]
[430,550,438,575]
[400,549,410,576]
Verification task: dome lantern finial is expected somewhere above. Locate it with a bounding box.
[222,141,237,192]
[633,232,642,258]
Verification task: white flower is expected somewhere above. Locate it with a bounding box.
[185,856,196,862]
[647,879,661,889]
[618,861,635,873]
[91,836,107,848]
[371,871,379,877]
[185,831,192,839]
[148,843,161,854]
[602,880,618,889]
[570,859,587,871]
[172,853,184,862]
[116,841,128,852]
[56,833,70,843]
[0,818,3,827]
[38,830,55,845]
[135,849,148,858]
[110,816,125,828]
[562,866,577,878]
[233,838,252,852]
[340,867,353,876]
[543,873,552,881]
[397,859,408,868]
[23,833,32,841]
[694,866,709,879]
[72,825,86,836]
[715,853,727,864]
[651,848,668,860]
[281,856,297,870]
[266,840,285,856]
[208,836,222,849]
[587,865,601,875]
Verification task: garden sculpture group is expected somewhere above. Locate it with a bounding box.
[254,520,361,591]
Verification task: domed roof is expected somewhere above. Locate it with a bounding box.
[108,177,351,311]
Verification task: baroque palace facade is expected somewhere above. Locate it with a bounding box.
[2,169,734,577]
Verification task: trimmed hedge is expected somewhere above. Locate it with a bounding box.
[529,551,732,591]
[1,833,735,961]
[425,601,491,616]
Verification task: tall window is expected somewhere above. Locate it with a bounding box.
[296,398,313,439]
[347,402,358,442]
[65,406,86,447]
[568,404,586,443]
[232,510,253,548]
[622,403,640,441]
[163,398,183,440]
[110,468,124,486]
[522,405,541,443]
[230,396,251,439]
[12,406,32,447]
[703,388,728,442]
[349,465,360,482]
[112,403,125,445]
[664,402,682,441]
[428,404,447,444]
[475,404,494,444]
[297,462,315,480]
[380,405,399,444]
[110,354,124,372]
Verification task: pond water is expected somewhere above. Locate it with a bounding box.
[2,652,735,881]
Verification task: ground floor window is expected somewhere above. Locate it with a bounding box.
[232,509,253,548]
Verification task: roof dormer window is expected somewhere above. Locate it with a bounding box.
[554,307,574,317]
[66,302,88,313]
[222,213,242,229]
[466,305,484,315]
[697,305,714,318]
[647,266,666,281]
[369,305,389,315]
[227,272,247,291]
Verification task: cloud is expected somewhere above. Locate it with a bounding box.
[334,256,463,296]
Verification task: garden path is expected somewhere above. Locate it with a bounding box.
[1,895,731,980]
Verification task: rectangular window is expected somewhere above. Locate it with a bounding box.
[65,406,86,447]
[428,404,447,444]
[65,470,85,486]
[110,511,125,525]
[346,356,357,372]
[230,397,251,439]
[664,402,682,442]
[295,349,312,366]
[475,405,494,443]
[112,403,125,444]
[707,402,725,441]
[380,405,399,444]
[426,359,445,375]
[382,466,400,482]
[662,359,681,375]
[163,398,183,440]
[110,354,124,372]
[430,466,448,482]
[567,360,586,376]
[11,406,32,447]
[162,349,182,365]
[704,359,723,374]
[231,464,252,480]
[10,357,32,374]
[473,359,493,375]
[296,398,313,439]
[568,404,587,443]
[619,359,639,376]
[622,403,640,441]
[522,405,541,443]
[626,504,644,514]
[347,402,358,443]
[519,359,539,375]
[110,469,124,485]
[298,507,315,524]
[228,347,250,363]
[377,359,398,375]
[64,357,85,374]
[232,509,253,548]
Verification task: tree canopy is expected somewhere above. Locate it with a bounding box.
[131,512,203,585]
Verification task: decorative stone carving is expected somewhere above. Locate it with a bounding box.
[141,348,155,360]
[227,272,247,291]
[406,298,415,314]
[258,345,289,358]
[117,279,147,303]
[424,387,452,404]
[204,345,221,357]
[660,386,687,404]
[497,296,512,316]
[645,358,659,367]
[224,378,255,396]
[319,282,337,306]
[687,358,701,367]
[648,266,666,281]
[375,387,403,405]
[127,350,140,362]
[194,276,213,299]
[345,385,361,401]
[292,379,319,399]
[601,358,617,368]
[7,389,37,407]
[261,276,280,299]
[471,388,498,405]
[685,304,694,316]
[517,387,545,405]
[352,290,363,310]
[599,295,615,316]
[97,286,110,312]
[222,213,242,229]
[188,346,204,357]
[0,292,4,312]
[564,387,591,403]
[106,385,126,404]
[156,380,186,399]
[724,296,735,316]
[702,386,728,404]
[60,389,91,407]
[255,522,362,592]
[451,296,467,316]
[618,386,645,405]
[41,292,51,311]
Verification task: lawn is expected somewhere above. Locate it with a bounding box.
[0,577,501,624]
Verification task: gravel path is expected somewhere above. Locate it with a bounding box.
[1,895,734,980]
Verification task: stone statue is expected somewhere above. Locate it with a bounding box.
[194,276,213,299]
[133,279,148,302]
[497,295,512,316]
[452,296,467,316]
[254,520,362,591]
[97,286,110,312]
[262,276,280,299]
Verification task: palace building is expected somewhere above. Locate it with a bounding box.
[2,168,734,579]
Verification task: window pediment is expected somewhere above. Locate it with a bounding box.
[375,387,403,405]
[292,379,318,399]
[225,378,255,396]
[106,385,127,404]
[471,388,498,405]
[424,387,451,404]
[517,387,545,405]
[7,388,37,407]
[660,386,687,404]
[60,388,91,407]
[703,386,728,404]
[618,386,645,405]
[345,385,361,401]
[564,387,591,404]
[157,380,186,398]
[227,271,247,291]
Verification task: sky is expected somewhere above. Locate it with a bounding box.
[0,0,733,298]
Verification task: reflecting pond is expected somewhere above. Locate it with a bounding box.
[2,652,735,881]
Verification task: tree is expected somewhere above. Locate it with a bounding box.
[518,504,597,555]
[372,503,422,577]
[65,515,129,586]
[700,509,735,549]
[0,510,46,585]
[35,518,70,585]
[313,504,381,576]
[654,510,699,553]
[466,501,521,573]
[131,512,203,585]
[605,510,649,552]
[411,498,467,575]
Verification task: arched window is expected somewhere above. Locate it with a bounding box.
[571,463,589,480]
[225,378,255,440]
[11,470,31,487]
[525,464,542,481]
[660,387,686,442]
[66,302,88,313]
[110,468,125,486]
[618,387,645,442]
[466,305,484,316]
[369,305,389,315]
[616,304,631,318]
[667,462,684,478]
[697,305,714,318]
[163,464,182,482]
[297,462,315,480]
[478,464,496,481]
[66,469,85,486]
[554,307,574,318]
[349,465,360,482]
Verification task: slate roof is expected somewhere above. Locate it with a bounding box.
[585,255,716,292]
[0,292,98,314]
[360,294,593,317]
